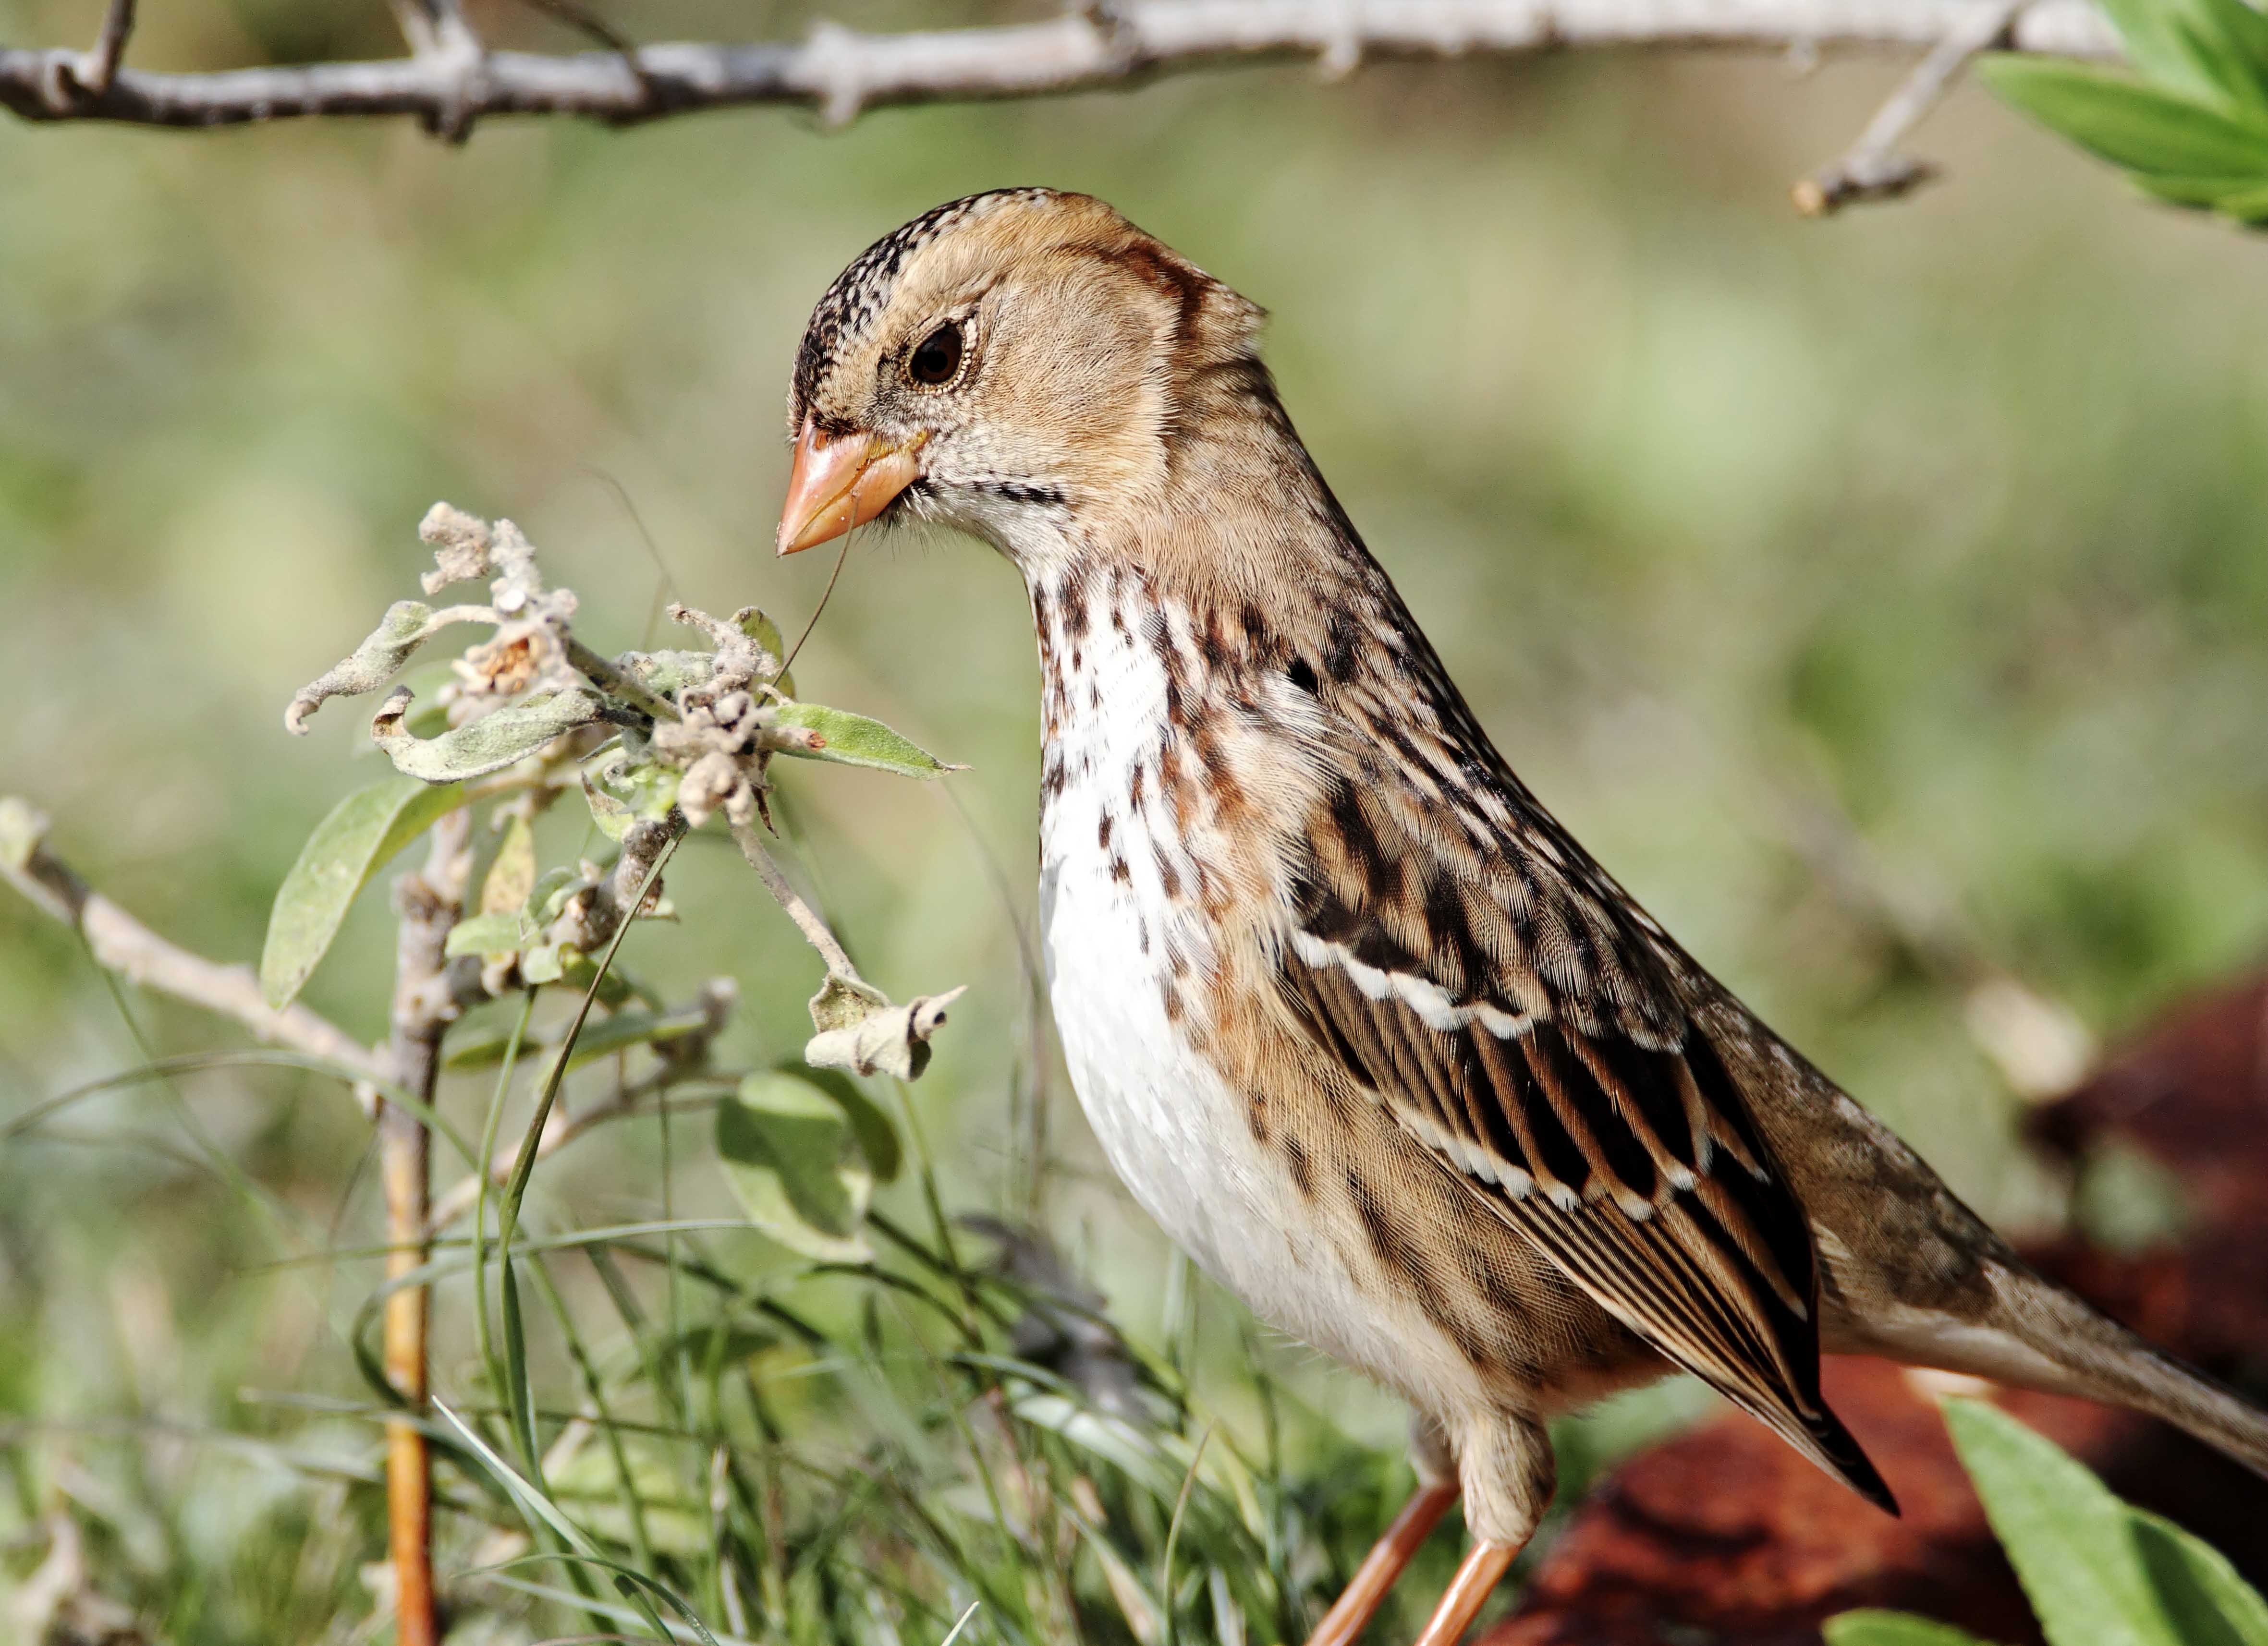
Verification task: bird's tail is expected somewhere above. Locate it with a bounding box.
[1893,1257,2268,1479]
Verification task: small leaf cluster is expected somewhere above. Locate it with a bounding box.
[261,499,970,1268]
[1980,0,2268,224]
[1829,1399,2268,1646]
[260,501,953,1013]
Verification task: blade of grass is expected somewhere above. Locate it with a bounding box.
[474,989,540,1405]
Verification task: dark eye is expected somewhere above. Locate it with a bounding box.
[908,322,963,387]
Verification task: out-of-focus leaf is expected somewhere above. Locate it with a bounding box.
[2212,178,2268,214]
[715,1072,873,1262]
[446,1004,709,1071]
[791,1064,902,1183]
[1943,1398,2180,1646]
[261,778,467,1009]
[1826,1613,2003,1646]
[549,1439,709,1556]
[769,702,957,779]
[2092,0,2268,115]
[1977,58,2268,176]
[629,1319,780,1383]
[529,866,579,922]
[2130,1509,2268,1646]
[445,910,539,959]
[482,813,537,915]
[373,686,605,782]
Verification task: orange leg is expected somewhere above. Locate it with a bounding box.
[1410,1540,1520,1646]
[1303,1480,1461,1646]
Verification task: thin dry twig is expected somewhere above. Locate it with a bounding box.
[78,0,135,97]
[728,820,860,981]
[0,0,2121,131]
[1793,0,2028,214]
[0,799,387,1089]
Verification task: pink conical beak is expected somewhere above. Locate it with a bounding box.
[776,418,926,555]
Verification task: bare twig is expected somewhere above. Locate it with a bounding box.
[387,0,485,141]
[379,808,472,1646]
[1793,0,2028,214]
[729,820,860,980]
[77,0,135,97]
[0,0,2121,131]
[0,798,387,1089]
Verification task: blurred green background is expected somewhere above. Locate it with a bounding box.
[1,0,2264,1637]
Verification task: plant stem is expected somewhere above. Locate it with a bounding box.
[383,808,471,1646]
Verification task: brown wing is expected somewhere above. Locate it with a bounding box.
[1276,775,1894,1512]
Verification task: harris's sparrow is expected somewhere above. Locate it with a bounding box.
[775,191,2268,1646]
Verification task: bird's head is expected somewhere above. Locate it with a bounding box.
[777,190,1269,571]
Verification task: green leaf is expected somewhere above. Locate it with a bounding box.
[549,1439,710,1556]
[789,1063,902,1183]
[769,701,957,779]
[261,778,467,1008]
[2211,179,2268,216]
[1826,1613,2003,1646]
[481,812,537,915]
[2092,0,2268,115]
[2130,1509,2268,1646]
[2131,169,2268,203]
[445,910,539,959]
[500,1257,541,1481]
[1977,58,2268,177]
[582,751,680,843]
[1943,1398,2179,1646]
[373,686,606,783]
[715,1072,874,1262]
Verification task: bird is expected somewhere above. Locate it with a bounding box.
[773,189,2268,1646]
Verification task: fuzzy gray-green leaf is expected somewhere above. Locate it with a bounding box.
[373,686,606,783]
[261,777,467,1009]
[769,702,956,779]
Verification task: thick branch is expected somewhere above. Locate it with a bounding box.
[0,0,2120,131]
[0,799,385,1085]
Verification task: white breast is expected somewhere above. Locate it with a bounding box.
[1030,584,1476,1405]
[1036,594,1250,1276]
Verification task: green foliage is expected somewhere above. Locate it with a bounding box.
[1979,0,2268,223]
[715,1070,878,1261]
[258,775,466,1007]
[1829,1400,2268,1646]
[372,683,608,782]
[1828,1612,1999,1646]
[769,700,959,779]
